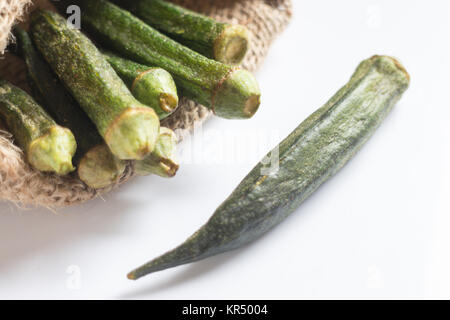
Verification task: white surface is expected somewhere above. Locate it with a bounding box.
[1,0,450,299]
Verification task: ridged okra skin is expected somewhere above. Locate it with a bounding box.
[63,0,261,120]
[15,27,126,189]
[14,27,102,162]
[114,0,250,65]
[30,10,160,160]
[128,55,410,279]
[104,52,179,120]
[0,80,76,175]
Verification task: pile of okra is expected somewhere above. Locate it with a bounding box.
[0,0,259,189]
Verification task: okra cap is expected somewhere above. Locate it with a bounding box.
[135,127,179,177]
[104,107,160,160]
[131,68,179,119]
[27,126,77,175]
[214,24,250,65]
[213,69,261,119]
[78,144,127,189]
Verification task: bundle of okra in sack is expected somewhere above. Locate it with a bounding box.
[0,0,292,208]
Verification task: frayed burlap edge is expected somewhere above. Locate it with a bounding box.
[0,0,33,55]
[0,0,292,208]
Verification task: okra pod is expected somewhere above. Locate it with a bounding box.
[30,10,160,160]
[103,52,178,120]
[128,55,410,279]
[135,127,179,178]
[114,0,250,65]
[0,80,76,175]
[15,27,126,189]
[60,0,261,120]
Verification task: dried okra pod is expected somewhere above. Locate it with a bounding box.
[128,55,410,280]
[0,80,76,175]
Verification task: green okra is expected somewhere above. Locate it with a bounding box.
[59,0,261,120]
[30,10,160,161]
[14,27,126,189]
[103,51,178,120]
[128,55,410,280]
[135,127,179,178]
[0,80,76,175]
[114,0,250,65]
[77,144,126,189]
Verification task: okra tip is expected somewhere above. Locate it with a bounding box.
[127,260,165,280]
[214,69,261,119]
[126,237,204,280]
[214,24,250,65]
[104,107,160,160]
[28,126,77,175]
[78,144,127,189]
[127,222,223,279]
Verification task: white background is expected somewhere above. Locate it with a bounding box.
[1,0,450,299]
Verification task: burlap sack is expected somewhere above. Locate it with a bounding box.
[0,0,292,208]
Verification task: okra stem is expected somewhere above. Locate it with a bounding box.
[135,127,179,178]
[114,0,250,65]
[103,51,179,119]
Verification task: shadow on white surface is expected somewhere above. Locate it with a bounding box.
[0,186,139,276]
